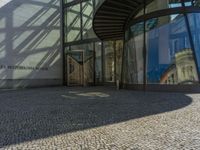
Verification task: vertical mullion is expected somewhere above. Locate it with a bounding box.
[93,0,96,85]
[114,41,117,83]
[102,42,105,83]
[121,36,126,88]
[93,0,95,16]
[143,0,147,91]
[93,42,96,85]
[61,0,66,86]
[80,1,83,40]
[181,0,200,82]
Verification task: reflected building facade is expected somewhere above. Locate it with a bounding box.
[122,0,200,91]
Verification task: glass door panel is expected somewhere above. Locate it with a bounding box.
[67,51,84,86]
[84,48,94,86]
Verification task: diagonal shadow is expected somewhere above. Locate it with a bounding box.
[0,0,62,88]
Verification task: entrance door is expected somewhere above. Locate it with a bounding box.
[67,50,95,86]
[67,51,84,86]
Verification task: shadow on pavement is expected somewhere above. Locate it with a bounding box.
[0,87,193,147]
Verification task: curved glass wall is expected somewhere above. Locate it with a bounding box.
[124,22,144,84]
[146,14,198,84]
[124,0,200,86]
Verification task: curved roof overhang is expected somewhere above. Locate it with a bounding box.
[93,0,144,40]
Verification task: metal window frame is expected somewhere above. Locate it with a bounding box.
[124,0,200,89]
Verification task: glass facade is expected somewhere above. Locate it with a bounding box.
[63,0,200,90]
[124,22,144,84]
[124,0,200,87]
[146,14,198,84]
[63,0,123,86]
[65,4,81,42]
[187,13,200,75]
[104,41,115,82]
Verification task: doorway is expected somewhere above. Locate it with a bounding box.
[66,49,94,86]
[67,51,84,86]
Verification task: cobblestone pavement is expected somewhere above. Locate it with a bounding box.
[0,86,200,150]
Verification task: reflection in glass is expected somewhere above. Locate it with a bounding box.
[146,14,199,84]
[124,22,144,84]
[104,41,115,82]
[184,0,200,6]
[65,4,81,42]
[146,0,182,13]
[187,13,200,77]
[64,0,74,4]
[193,0,200,6]
[95,42,102,83]
[83,44,94,85]
[115,40,123,81]
[82,0,96,39]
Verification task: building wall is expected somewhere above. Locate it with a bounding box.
[0,0,63,88]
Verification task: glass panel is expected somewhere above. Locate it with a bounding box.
[124,22,144,84]
[192,0,200,6]
[95,0,102,8]
[64,0,74,4]
[95,42,102,83]
[64,47,70,84]
[70,44,94,86]
[65,4,81,42]
[115,40,123,81]
[104,41,115,82]
[146,0,182,14]
[82,0,96,39]
[183,0,193,6]
[146,14,199,84]
[67,51,84,86]
[187,13,200,77]
[83,43,94,85]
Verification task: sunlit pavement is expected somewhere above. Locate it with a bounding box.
[0,86,200,150]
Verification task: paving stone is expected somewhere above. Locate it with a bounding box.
[0,87,199,149]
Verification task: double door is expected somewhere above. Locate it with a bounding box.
[66,50,94,86]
